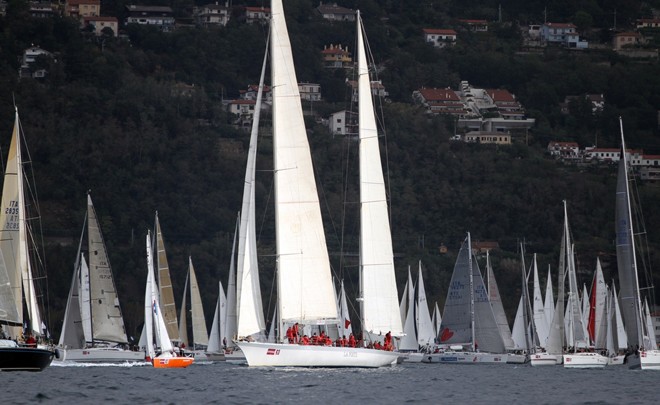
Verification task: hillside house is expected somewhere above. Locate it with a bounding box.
[239,84,273,104]
[243,6,270,24]
[347,80,388,102]
[125,5,175,31]
[316,3,355,22]
[547,141,580,158]
[328,110,357,136]
[636,18,660,29]
[412,87,466,116]
[613,32,642,51]
[464,131,511,145]
[540,22,588,48]
[423,28,457,48]
[322,44,352,68]
[29,1,57,18]
[298,83,321,101]
[20,46,53,78]
[82,16,118,36]
[65,0,100,19]
[194,3,230,27]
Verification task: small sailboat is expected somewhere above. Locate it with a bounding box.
[615,118,660,370]
[145,231,193,369]
[178,257,209,358]
[205,281,227,361]
[0,108,54,371]
[426,233,508,364]
[398,267,422,362]
[154,213,181,344]
[236,5,399,367]
[486,251,522,363]
[58,194,144,363]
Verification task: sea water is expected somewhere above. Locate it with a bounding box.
[3,361,658,404]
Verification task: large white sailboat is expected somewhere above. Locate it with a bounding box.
[615,118,660,370]
[0,108,55,371]
[426,233,508,364]
[236,4,399,367]
[57,194,143,363]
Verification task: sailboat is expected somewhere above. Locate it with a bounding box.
[426,233,508,364]
[615,118,660,370]
[154,213,180,345]
[562,202,607,368]
[0,108,55,371]
[235,5,399,367]
[205,281,227,361]
[416,262,436,350]
[486,251,522,363]
[144,231,193,368]
[57,194,144,363]
[178,257,209,358]
[398,267,422,362]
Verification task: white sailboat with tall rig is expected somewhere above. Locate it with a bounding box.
[236,4,400,367]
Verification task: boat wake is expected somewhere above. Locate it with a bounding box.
[52,360,148,368]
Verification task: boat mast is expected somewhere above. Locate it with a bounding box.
[467,232,475,351]
[619,118,645,348]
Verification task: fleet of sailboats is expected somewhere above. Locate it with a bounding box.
[1,8,656,375]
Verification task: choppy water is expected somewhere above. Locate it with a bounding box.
[3,360,658,404]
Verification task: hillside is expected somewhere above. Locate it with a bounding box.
[0,0,659,340]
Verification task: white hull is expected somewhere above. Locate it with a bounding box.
[530,352,561,366]
[608,355,625,366]
[627,350,660,370]
[563,352,608,368]
[236,342,399,368]
[204,351,226,361]
[57,347,145,363]
[506,353,529,364]
[421,351,508,364]
[399,352,424,363]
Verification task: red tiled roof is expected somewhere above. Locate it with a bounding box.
[230,99,256,105]
[418,88,460,101]
[486,89,515,102]
[423,28,457,36]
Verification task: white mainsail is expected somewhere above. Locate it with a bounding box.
[545,202,568,355]
[432,301,442,338]
[207,281,227,354]
[416,262,435,346]
[225,214,238,346]
[146,231,174,356]
[532,254,549,347]
[612,283,628,350]
[154,213,180,342]
[486,251,515,350]
[543,266,555,333]
[188,258,209,348]
[60,195,132,349]
[236,35,268,340]
[399,268,417,351]
[272,0,337,327]
[337,280,353,338]
[399,277,409,328]
[178,271,189,347]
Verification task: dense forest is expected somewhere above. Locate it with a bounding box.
[1,0,660,341]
